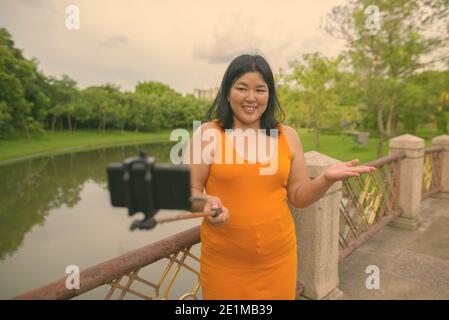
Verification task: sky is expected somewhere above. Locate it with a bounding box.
[0,0,348,94]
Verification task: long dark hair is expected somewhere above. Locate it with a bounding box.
[207,54,285,136]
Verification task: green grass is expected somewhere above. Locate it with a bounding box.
[0,130,172,163]
[297,128,435,164]
[0,127,441,165]
[298,129,384,164]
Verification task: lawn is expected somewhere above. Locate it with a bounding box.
[298,130,380,164]
[0,130,172,163]
[0,128,440,165]
[297,128,436,164]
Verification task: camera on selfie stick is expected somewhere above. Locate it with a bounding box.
[106,151,219,230]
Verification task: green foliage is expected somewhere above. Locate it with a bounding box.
[319,0,449,156]
[2,6,448,143]
[279,53,366,149]
[0,28,213,139]
[0,27,48,137]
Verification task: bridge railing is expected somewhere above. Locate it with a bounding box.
[14,134,449,300]
[14,227,201,300]
[422,146,444,199]
[338,152,405,259]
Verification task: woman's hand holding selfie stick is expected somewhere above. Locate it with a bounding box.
[154,195,228,226]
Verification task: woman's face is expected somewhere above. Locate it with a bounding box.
[228,71,269,129]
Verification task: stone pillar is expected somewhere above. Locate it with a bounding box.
[388,134,424,230]
[431,135,449,197]
[291,151,343,300]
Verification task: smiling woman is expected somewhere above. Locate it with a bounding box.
[229,72,270,127]
[207,54,285,134]
[186,54,376,300]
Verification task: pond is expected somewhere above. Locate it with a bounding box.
[0,142,202,299]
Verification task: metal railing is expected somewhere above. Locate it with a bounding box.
[14,227,201,300]
[338,151,405,260]
[422,147,443,199]
[15,144,445,299]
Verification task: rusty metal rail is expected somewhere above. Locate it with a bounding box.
[13,226,201,300]
[14,145,446,299]
[422,147,443,199]
[338,151,405,260]
[361,150,406,168]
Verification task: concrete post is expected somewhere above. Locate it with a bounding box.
[291,151,343,300]
[388,134,425,230]
[431,135,449,197]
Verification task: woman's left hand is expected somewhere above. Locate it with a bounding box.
[323,159,377,183]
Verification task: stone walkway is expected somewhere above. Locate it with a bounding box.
[337,193,449,299]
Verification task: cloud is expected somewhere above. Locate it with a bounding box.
[1,0,347,93]
[13,0,58,14]
[193,14,266,64]
[192,13,298,70]
[17,0,46,7]
[99,36,128,48]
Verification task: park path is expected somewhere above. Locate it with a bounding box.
[337,194,449,299]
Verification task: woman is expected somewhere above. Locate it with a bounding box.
[187,54,376,300]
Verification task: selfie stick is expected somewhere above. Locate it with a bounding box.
[154,207,222,225]
[129,194,222,230]
[153,195,222,225]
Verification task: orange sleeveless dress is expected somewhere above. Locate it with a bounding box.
[200,121,297,300]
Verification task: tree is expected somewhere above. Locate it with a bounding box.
[135,81,184,129]
[283,53,343,150]
[48,75,79,132]
[324,0,449,157]
[0,27,49,138]
[0,27,218,137]
[126,93,147,132]
[276,73,304,129]
[81,84,119,132]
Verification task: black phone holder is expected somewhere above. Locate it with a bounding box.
[107,150,192,231]
[123,151,157,230]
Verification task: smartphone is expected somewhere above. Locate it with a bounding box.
[106,156,191,217]
[152,163,191,210]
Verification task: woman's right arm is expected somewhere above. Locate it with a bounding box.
[186,122,229,226]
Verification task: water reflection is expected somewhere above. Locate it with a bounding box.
[0,143,173,259]
[0,142,200,299]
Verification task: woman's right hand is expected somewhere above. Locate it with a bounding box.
[203,195,230,227]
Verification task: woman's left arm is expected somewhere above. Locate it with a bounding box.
[284,126,376,209]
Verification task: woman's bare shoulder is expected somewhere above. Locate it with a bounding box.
[202,121,218,129]
[280,124,300,141]
[280,124,301,159]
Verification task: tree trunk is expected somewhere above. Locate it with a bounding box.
[51,115,57,132]
[67,113,72,133]
[391,113,398,137]
[315,125,320,151]
[386,94,397,137]
[376,134,385,159]
[376,99,386,158]
[24,120,30,141]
